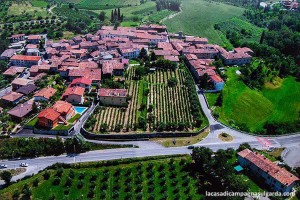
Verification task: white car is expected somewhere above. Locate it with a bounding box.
[0,164,8,168]
[20,163,29,167]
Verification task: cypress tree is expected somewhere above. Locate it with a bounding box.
[111,10,114,22]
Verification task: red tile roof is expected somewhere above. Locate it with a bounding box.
[11,55,41,62]
[52,100,73,114]
[63,86,85,97]
[99,89,128,97]
[71,77,92,86]
[1,92,23,102]
[38,108,60,121]
[3,66,25,76]
[238,149,299,186]
[102,60,124,75]
[34,87,57,100]
[210,75,223,83]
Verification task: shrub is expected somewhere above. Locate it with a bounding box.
[32,178,39,187]
[52,177,61,185]
[43,170,50,180]
[77,180,83,189]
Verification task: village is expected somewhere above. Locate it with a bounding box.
[0,24,253,134]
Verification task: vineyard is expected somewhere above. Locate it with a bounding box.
[86,65,206,133]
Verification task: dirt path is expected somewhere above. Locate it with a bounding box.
[160,7,182,23]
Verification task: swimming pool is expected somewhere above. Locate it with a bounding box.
[74,106,87,114]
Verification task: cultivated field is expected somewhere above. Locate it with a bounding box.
[89,66,205,133]
[208,68,300,132]
[0,156,203,200]
[164,0,245,45]
[76,0,140,9]
[8,1,47,17]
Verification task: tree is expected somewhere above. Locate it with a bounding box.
[167,77,178,87]
[260,30,265,44]
[117,8,121,20]
[237,143,251,152]
[150,52,157,61]
[0,60,7,73]
[1,171,12,185]
[110,10,114,22]
[199,73,210,89]
[138,48,148,61]
[135,66,146,79]
[191,147,213,171]
[99,11,106,21]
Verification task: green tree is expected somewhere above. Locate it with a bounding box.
[1,171,12,184]
[138,48,148,61]
[0,60,8,72]
[99,11,106,21]
[167,77,178,87]
[135,66,146,79]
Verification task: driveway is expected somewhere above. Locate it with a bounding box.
[282,146,300,168]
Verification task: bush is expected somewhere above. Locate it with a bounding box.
[32,178,39,187]
[52,177,61,185]
[43,170,50,180]
[77,180,83,189]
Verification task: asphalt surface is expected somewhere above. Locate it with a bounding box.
[1,87,300,185]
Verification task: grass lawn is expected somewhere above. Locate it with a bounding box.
[52,124,72,131]
[213,68,300,132]
[26,117,38,127]
[0,156,204,200]
[30,0,48,8]
[164,0,245,45]
[205,92,219,107]
[76,0,140,10]
[68,114,81,124]
[8,2,47,18]
[151,128,209,147]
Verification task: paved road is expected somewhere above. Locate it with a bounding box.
[2,85,299,184]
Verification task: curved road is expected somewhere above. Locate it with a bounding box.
[1,85,300,184]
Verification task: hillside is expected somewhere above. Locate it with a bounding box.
[207,68,300,133]
[164,0,245,45]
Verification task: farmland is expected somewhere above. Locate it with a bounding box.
[208,67,300,133]
[164,0,245,45]
[86,65,207,133]
[76,0,140,10]
[0,156,203,200]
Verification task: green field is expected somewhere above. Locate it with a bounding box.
[8,1,47,18]
[208,68,300,133]
[0,156,203,200]
[77,0,140,10]
[217,17,265,43]
[164,0,245,45]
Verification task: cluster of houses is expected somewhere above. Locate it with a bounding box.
[238,149,299,193]
[0,23,254,131]
[171,38,253,91]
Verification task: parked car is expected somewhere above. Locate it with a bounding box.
[0,164,8,168]
[187,145,195,149]
[20,163,28,167]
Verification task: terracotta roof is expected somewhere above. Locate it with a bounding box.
[3,66,25,76]
[62,86,85,97]
[164,56,179,62]
[27,35,42,40]
[7,99,33,118]
[11,55,41,61]
[38,108,60,121]
[12,78,33,86]
[34,87,57,100]
[238,149,299,186]
[26,44,38,49]
[99,88,128,97]
[52,100,73,115]
[71,77,92,86]
[102,60,124,75]
[1,92,24,102]
[210,75,223,83]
